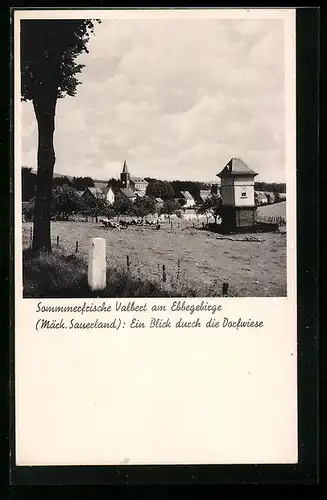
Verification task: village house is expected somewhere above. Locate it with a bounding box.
[102,185,115,205]
[199,190,212,202]
[80,186,105,202]
[155,197,164,212]
[180,190,195,208]
[130,176,148,195]
[118,187,137,203]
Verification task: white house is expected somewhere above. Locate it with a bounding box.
[199,190,212,202]
[130,176,148,194]
[102,186,115,205]
[180,191,195,208]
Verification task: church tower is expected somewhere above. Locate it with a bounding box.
[120,160,130,188]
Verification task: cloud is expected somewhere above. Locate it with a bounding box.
[21,17,286,182]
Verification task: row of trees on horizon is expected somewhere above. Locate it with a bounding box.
[22,182,223,225]
[22,167,287,204]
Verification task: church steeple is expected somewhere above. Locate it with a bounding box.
[122,160,129,174]
[120,160,130,188]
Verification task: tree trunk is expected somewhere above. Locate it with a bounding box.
[32,94,57,252]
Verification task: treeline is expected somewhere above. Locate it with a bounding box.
[144,177,214,201]
[22,167,95,202]
[254,182,286,193]
[22,167,286,206]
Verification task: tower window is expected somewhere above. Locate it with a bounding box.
[241,189,247,198]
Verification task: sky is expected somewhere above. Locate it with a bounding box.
[21,17,286,183]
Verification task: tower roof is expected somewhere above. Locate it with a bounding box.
[217,158,258,178]
[122,160,129,174]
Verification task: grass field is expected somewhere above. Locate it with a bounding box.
[257,201,286,218]
[23,218,287,297]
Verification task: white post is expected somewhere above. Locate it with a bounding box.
[88,237,106,291]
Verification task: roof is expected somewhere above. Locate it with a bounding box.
[180,191,194,200]
[135,190,146,198]
[85,187,104,196]
[217,158,258,178]
[155,197,164,203]
[76,190,85,197]
[200,190,211,200]
[131,177,148,184]
[120,188,136,199]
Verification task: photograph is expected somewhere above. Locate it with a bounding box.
[19,12,288,299]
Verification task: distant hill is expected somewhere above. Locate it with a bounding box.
[31,169,108,185]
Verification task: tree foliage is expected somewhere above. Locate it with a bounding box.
[196,195,222,224]
[170,180,202,200]
[79,191,108,222]
[21,19,100,252]
[107,178,123,190]
[21,19,100,101]
[113,197,134,219]
[254,182,286,194]
[51,185,81,220]
[160,200,182,221]
[146,179,175,201]
[133,196,156,220]
[53,175,72,187]
[71,176,94,191]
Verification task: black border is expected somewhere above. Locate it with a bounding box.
[7,6,319,486]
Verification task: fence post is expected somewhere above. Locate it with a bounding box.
[30,226,33,245]
[222,282,229,296]
[193,222,195,228]
[202,222,205,229]
[162,265,166,283]
[171,221,173,230]
[177,259,180,280]
[88,237,106,291]
[126,255,130,271]
[56,235,59,247]
[75,241,79,253]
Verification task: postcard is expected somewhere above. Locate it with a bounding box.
[14,8,297,467]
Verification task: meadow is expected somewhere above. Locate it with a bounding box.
[23,216,287,297]
[257,201,286,219]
